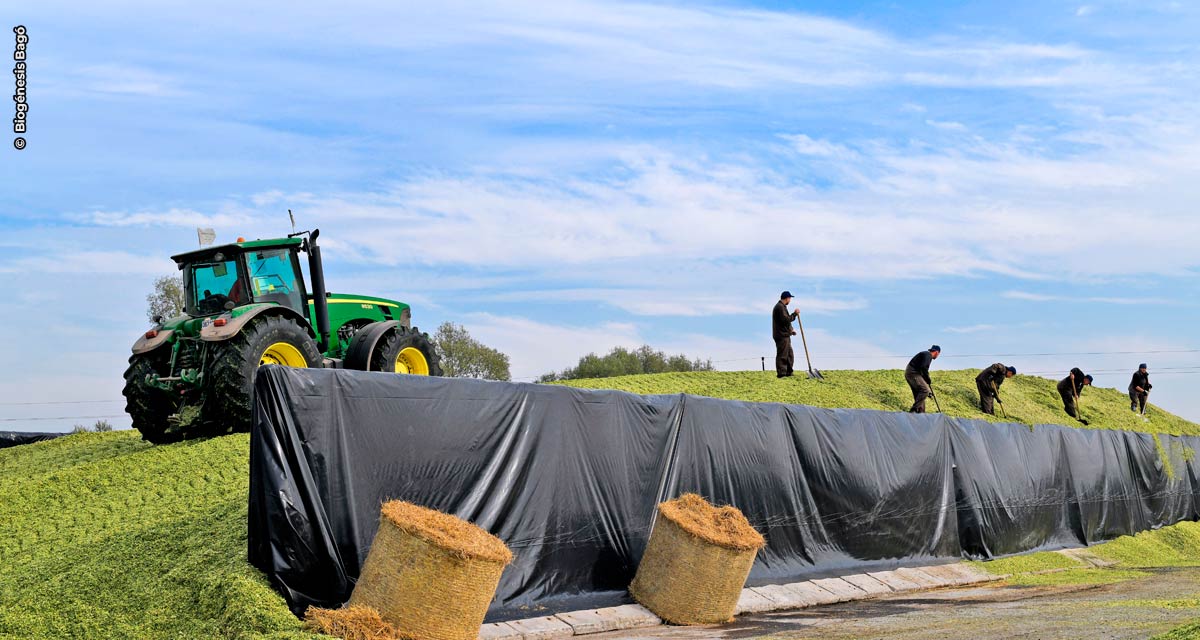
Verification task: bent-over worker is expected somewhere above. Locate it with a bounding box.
[772,291,798,378]
[976,363,1016,415]
[1056,367,1092,425]
[1129,363,1152,414]
[905,345,941,413]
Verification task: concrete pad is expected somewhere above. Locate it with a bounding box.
[555,609,611,635]
[841,573,894,595]
[478,622,524,640]
[895,567,950,588]
[736,588,782,614]
[918,564,976,586]
[507,615,575,639]
[810,578,868,602]
[866,570,923,592]
[751,584,813,609]
[1058,547,1117,568]
[784,581,842,606]
[941,563,1004,583]
[604,605,661,629]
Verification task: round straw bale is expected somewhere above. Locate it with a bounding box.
[348,500,513,640]
[630,493,765,624]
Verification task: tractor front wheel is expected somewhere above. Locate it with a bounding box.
[207,314,323,434]
[372,326,443,376]
[122,351,183,444]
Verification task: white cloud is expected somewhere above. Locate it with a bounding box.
[475,288,868,317]
[779,134,856,158]
[925,119,968,131]
[1002,291,1172,305]
[945,324,999,334]
[0,251,173,275]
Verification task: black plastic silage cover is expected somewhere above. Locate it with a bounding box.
[247,367,1200,621]
[0,431,63,449]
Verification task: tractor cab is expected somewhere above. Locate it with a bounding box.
[172,237,308,319]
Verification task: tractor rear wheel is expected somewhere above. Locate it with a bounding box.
[371,326,443,376]
[123,351,183,444]
[207,314,323,434]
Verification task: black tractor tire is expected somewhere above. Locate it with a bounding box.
[371,326,443,376]
[122,351,184,444]
[206,314,323,435]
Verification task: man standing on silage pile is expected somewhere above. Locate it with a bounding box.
[1129,363,1152,413]
[772,291,799,378]
[976,363,1016,415]
[1057,367,1092,425]
[905,345,941,413]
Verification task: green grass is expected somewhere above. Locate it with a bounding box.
[968,551,1082,576]
[1091,521,1200,568]
[1006,568,1151,586]
[0,431,326,640]
[557,369,1200,436]
[1158,622,1200,639]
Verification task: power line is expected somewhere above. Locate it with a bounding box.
[0,414,126,422]
[0,399,123,406]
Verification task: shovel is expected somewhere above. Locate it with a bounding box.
[794,308,824,380]
[1071,373,1087,424]
[930,388,942,413]
[992,381,1007,419]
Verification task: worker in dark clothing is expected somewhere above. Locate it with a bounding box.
[772,291,798,378]
[975,363,1016,415]
[905,345,941,413]
[1056,368,1093,425]
[1129,364,1152,414]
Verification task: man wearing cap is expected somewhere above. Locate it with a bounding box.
[772,292,799,378]
[976,363,1016,416]
[1129,364,1152,414]
[905,345,941,413]
[1056,367,1092,425]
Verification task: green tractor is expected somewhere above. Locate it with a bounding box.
[123,229,441,443]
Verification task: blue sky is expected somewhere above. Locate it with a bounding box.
[3,1,1200,430]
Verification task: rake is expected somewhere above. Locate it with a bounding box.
[794,308,824,380]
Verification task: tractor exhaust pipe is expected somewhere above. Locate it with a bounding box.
[307,228,331,352]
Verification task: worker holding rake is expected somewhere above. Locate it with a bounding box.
[771,291,799,378]
[1057,368,1093,425]
[1129,363,1152,415]
[976,363,1016,416]
[905,345,941,413]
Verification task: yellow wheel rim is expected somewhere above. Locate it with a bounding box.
[395,346,430,375]
[259,342,308,367]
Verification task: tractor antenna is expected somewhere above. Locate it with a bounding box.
[288,209,296,234]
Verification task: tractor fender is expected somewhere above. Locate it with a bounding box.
[131,329,174,355]
[199,305,316,342]
[344,321,401,371]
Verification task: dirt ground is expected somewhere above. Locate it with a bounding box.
[595,568,1200,640]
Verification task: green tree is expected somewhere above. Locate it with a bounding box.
[147,274,186,322]
[541,345,714,381]
[433,322,512,381]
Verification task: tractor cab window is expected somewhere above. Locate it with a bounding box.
[189,258,242,316]
[246,249,304,313]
